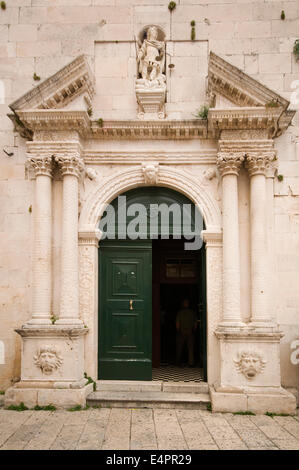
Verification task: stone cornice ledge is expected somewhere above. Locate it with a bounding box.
[215,327,284,341]
[13,110,91,138]
[16,326,89,337]
[90,119,208,140]
[208,107,284,138]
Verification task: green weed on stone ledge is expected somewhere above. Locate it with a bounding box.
[33,404,56,411]
[195,105,209,120]
[84,372,97,392]
[7,402,28,411]
[265,100,279,108]
[265,411,290,418]
[0,2,6,11]
[67,404,90,411]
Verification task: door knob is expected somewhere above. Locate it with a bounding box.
[129,299,134,310]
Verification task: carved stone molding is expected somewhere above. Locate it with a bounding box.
[142,162,159,184]
[9,55,94,112]
[85,166,100,182]
[201,229,223,247]
[33,345,63,376]
[90,119,208,140]
[28,155,53,178]
[15,110,90,138]
[79,166,221,232]
[217,152,245,176]
[55,154,85,178]
[83,150,217,165]
[245,151,277,177]
[209,107,283,139]
[234,351,266,380]
[208,52,289,108]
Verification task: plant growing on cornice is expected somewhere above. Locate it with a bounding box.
[33,73,40,81]
[190,20,196,27]
[168,1,176,12]
[195,105,209,119]
[97,118,103,127]
[87,107,93,117]
[277,174,284,182]
[280,10,285,20]
[50,314,58,324]
[0,2,6,10]
[294,40,299,61]
[265,99,279,108]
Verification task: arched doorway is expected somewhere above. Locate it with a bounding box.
[98,187,207,382]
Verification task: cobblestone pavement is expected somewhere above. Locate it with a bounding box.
[0,408,298,450]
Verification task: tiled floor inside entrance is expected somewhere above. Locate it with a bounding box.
[152,365,204,382]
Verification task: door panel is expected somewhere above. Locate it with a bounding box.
[99,241,152,380]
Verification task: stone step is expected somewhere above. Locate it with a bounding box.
[95,380,209,394]
[87,390,210,410]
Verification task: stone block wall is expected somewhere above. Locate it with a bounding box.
[0,0,298,391]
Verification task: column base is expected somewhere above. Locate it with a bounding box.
[210,385,296,415]
[4,382,93,409]
[247,321,278,332]
[25,318,52,327]
[217,321,246,330]
[55,318,84,327]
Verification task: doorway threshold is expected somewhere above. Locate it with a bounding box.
[152,365,204,382]
[95,379,208,394]
[88,380,210,409]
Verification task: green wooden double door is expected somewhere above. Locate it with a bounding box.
[99,241,152,380]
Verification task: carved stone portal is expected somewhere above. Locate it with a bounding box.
[136,26,166,119]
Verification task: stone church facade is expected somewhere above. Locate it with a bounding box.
[0,1,298,413]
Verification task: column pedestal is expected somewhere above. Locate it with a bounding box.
[5,150,91,409]
[211,146,296,414]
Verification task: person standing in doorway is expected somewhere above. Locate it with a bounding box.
[176,299,197,367]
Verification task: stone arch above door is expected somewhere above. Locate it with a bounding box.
[79,165,221,237]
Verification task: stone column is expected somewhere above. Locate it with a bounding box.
[55,155,84,326]
[266,160,278,324]
[246,152,276,326]
[217,152,245,327]
[27,156,53,326]
[201,230,223,384]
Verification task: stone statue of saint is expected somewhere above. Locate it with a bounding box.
[137,26,166,86]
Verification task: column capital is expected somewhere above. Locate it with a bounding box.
[245,151,277,177]
[55,154,85,178]
[217,152,245,177]
[28,155,53,178]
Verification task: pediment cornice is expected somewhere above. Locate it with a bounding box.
[9,55,94,112]
[208,52,289,109]
[7,53,295,142]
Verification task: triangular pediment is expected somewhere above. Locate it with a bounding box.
[207,52,295,136]
[9,55,95,112]
[208,52,289,109]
